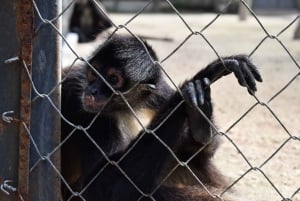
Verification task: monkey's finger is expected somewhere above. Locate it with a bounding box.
[195,80,205,106]
[203,77,211,88]
[231,55,263,83]
[223,59,247,87]
[183,82,198,107]
[224,59,239,72]
[247,61,263,82]
[231,64,247,87]
[202,78,212,101]
[241,62,257,92]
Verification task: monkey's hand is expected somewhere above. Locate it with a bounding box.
[181,77,213,145]
[196,55,263,95]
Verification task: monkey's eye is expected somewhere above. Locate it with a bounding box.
[108,74,119,85]
[107,69,124,89]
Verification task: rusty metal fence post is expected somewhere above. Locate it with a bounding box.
[0,0,62,200]
[0,0,22,200]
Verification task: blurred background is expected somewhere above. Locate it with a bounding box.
[102,0,298,13]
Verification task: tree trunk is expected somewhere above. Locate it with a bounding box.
[238,0,253,21]
[294,20,300,39]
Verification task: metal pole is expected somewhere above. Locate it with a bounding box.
[29,0,62,200]
[17,1,34,200]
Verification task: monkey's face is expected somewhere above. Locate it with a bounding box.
[81,35,160,113]
[82,64,154,113]
[82,63,125,113]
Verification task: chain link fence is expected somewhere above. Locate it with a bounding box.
[0,0,299,200]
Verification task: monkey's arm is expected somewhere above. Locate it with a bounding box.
[181,77,214,148]
[182,55,262,147]
[195,55,263,94]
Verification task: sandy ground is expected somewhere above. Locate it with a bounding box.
[64,13,300,201]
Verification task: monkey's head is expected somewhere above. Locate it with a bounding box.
[82,35,161,113]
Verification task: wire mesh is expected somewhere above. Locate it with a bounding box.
[1,0,300,200]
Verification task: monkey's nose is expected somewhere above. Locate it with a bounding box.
[91,88,98,96]
[87,85,99,96]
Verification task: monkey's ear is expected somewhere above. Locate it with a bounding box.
[146,84,156,90]
[140,83,156,91]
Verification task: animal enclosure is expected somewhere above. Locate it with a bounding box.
[0,0,299,201]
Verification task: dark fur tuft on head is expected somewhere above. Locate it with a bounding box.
[90,34,161,84]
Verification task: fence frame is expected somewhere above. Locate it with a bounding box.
[0,0,62,200]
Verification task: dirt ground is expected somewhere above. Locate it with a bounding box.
[64,13,300,201]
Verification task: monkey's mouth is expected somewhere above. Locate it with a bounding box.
[82,94,106,113]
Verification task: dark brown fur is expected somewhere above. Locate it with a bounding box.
[61,35,262,201]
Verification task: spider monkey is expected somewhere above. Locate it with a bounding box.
[68,0,112,42]
[61,34,262,201]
